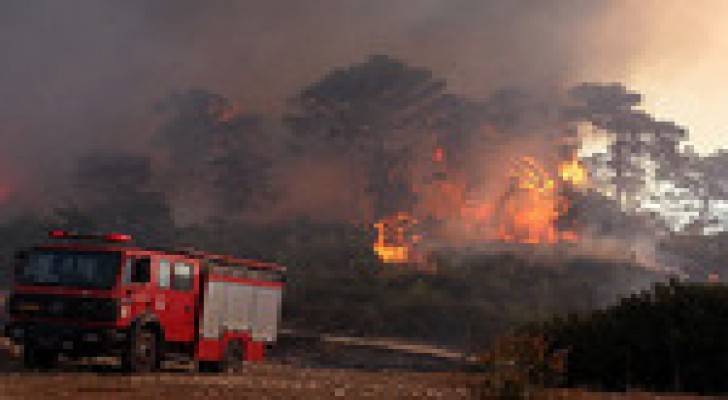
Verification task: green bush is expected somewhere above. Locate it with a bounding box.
[541,280,728,394]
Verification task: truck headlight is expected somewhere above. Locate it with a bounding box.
[82,333,99,342]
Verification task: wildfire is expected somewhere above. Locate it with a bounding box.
[495,157,562,243]
[373,212,420,264]
[212,102,242,123]
[511,156,555,193]
[372,151,585,264]
[433,147,445,163]
[558,157,587,187]
[482,155,580,244]
[0,185,10,204]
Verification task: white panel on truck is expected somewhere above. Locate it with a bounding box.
[201,276,283,342]
[201,281,226,339]
[251,287,281,342]
[224,283,254,331]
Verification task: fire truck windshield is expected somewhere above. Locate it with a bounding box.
[17,251,121,289]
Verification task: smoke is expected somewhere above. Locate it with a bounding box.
[4,1,725,278]
[0,0,659,209]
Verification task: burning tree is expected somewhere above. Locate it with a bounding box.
[286,55,484,217]
[286,55,597,265]
[286,55,490,264]
[493,156,582,244]
[154,89,278,221]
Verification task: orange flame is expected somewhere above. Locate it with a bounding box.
[212,102,241,123]
[558,157,587,187]
[433,147,445,163]
[372,152,584,264]
[495,157,552,242]
[0,185,10,204]
[373,212,419,264]
[512,156,555,193]
[495,156,577,244]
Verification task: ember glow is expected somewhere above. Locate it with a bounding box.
[0,185,10,204]
[211,101,242,123]
[373,212,421,264]
[432,147,445,163]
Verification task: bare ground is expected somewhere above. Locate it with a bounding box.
[0,368,719,400]
[0,337,719,399]
[0,365,478,400]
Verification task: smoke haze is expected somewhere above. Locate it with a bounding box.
[0,1,661,202]
[4,2,728,349]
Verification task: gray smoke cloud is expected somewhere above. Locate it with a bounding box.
[0,0,651,211]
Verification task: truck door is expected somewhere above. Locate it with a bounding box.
[155,258,198,342]
[122,254,153,321]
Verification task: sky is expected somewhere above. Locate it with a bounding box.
[613,1,728,155]
[1,0,728,202]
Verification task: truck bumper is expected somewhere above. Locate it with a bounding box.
[5,322,128,356]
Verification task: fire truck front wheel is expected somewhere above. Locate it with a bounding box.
[122,325,160,373]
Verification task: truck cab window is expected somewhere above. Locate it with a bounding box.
[159,260,171,288]
[172,263,192,291]
[130,257,150,283]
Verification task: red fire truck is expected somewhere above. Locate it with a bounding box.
[3,230,286,372]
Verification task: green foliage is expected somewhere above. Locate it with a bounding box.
[540,279,728,394]
[275,231,658,348]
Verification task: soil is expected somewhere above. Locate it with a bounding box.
[0,337,718,399]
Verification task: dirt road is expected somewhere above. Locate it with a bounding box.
[0,367,720,400]
[0,331,480,399]
[0,364,477,400]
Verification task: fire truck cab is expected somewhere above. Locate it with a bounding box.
[4,231,286,372]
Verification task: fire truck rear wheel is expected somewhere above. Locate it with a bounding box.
[197,341,244,374]
[123,325,159,373]
[222,341,244,374]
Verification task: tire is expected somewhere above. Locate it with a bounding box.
[122,325,159,373]
[222,341,244,374]
[197,360,221,373]
[23,346,57,370]
[197,341,244,374]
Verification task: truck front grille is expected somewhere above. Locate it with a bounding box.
[9,294,117,322]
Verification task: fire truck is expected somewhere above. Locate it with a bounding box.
[3,230,286,372]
